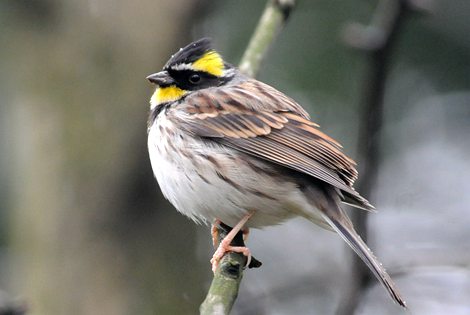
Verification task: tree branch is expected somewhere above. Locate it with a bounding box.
[199,223,261,315]
[200,1,296,314]
[0,289,27,315]
[336,1,413,314]
[239,0,296,77]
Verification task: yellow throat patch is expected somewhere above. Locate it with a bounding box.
[151,86,187,105]
[192,51,224,76]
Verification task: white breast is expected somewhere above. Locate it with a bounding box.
[147,112,315,228]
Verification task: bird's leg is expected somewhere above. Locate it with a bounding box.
[211,219,221,248]
[210,211,254,272]
[242,227,250,242]
[211,220,248,248]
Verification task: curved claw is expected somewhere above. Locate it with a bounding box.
[210,243,252,272]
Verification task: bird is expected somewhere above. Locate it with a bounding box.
[146,38,406,307]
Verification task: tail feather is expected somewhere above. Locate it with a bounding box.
[322,214,406,308]
[302,184,406,307]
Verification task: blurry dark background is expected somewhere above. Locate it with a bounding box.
[1,1,469,314]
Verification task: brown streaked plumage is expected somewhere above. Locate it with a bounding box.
[171,79,371,209]
[146,38,406,307]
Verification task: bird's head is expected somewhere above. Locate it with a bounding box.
[147,38,234,108]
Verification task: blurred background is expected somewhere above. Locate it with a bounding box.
[1,0,469,314]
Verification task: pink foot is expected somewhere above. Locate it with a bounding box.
[210,239,252,272]
[209,212,254,272]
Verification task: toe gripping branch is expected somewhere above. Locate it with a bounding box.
[217,222,262,269]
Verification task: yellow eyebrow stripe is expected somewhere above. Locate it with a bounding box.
[192,51,224,77]
[151,86,187,105]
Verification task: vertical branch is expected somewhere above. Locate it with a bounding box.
[336,1,412,314]
[239,0,296,77]
[200,1,296,314]
[199,224,261,315]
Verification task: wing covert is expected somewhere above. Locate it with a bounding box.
[168,79,372,209]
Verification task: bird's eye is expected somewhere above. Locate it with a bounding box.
[188,74,201,84]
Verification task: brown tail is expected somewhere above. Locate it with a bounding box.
[303,185,406,308]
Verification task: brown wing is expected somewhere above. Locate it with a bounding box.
[170,79,373,210]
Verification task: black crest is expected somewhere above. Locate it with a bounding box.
[164,38,213,70]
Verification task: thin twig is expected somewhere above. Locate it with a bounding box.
[336,1,411,314]
[200,1,296,314]
[239,0,296,77]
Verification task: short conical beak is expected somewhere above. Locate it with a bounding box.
[146,71,174,86]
